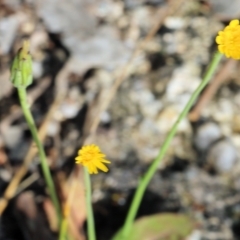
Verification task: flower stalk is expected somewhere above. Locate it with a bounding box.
[114,51,223,240]
[84,167,96,240]
[74,145,110,239]
[10,41,62,224]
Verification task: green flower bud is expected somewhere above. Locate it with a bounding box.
[10,40,33,88]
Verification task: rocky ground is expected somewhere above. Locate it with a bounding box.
[1,0,240,239]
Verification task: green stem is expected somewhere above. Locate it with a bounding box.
[59,217,67,240]
[17,87,62,224]
[117,52,223,239]
[84,167,96,240]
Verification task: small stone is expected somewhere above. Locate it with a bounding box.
[231,134,240,150]
[186,166,201,181]
[60,101,80,119]
[2,126,23,149]
[59,87,83,120]
[21,21,35,35]
[207,139,238,173]
[0,169,12,182]
[0,13,26,54]
[166,63,201,102]
[156,105,190,133]
[213,98,234,122]
[186,230,202,240]
[95,0,124,21]
[164,17,186,30]
[32,61,43,79]
[100,111,111,124]
[46,120,60,137]
[194,122,222,151]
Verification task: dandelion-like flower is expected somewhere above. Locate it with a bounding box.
[216,19,240,59]
[75,145,110,174]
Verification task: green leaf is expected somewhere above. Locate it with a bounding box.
[112,213,194,240]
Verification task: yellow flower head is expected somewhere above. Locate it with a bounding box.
[75,144,110,174]
[216,19,240,59]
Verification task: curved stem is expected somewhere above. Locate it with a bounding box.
[18,87,62,224]
[117,52,223,239]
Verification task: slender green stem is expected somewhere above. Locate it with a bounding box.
[84,167,96,240]
[117,52,223,239]
[59,217,67,240]
[17,87,62,223]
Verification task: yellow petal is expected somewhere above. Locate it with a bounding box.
[101,159,111,163]
[94,161,109,172]
[229,19,239,27]
[89,162,98,174]
[216,36,223,44]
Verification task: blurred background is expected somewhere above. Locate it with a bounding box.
[1,0,240,239]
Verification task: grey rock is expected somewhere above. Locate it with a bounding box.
[194,122,222,151]
[0,13,25,54]
[186,230,202,240]
[2,0,21,10]
[35,0,130,73]
[1,126,23,149]
[207,140,238,173]
[0,169,12,182]
[207,0,240,20]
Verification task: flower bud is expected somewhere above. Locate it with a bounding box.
[10,40,33,88]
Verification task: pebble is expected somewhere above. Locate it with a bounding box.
[46,120,60,137]
[186,166,201,181]
[186,230,202,240]
[166,63,201,103]
[194,122,222,151]
[130,87,162,119]
[60,101,80,119]
[36,0,129,73]
[32,61,43,79]
[164,17,186,30]
[95,0,124,21]
[59,87,84,120]
[1,126,23,149]
[100,111,111,124]
[207,0,240,20]
[130,6,155,32]
[0,169,12,182]
[213,98,234,123]
[0,13,25,54]
[156,105,191,133]
[207,139,238,173]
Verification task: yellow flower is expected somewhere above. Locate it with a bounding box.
[75,145,110,174]
[216,19,240,59]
